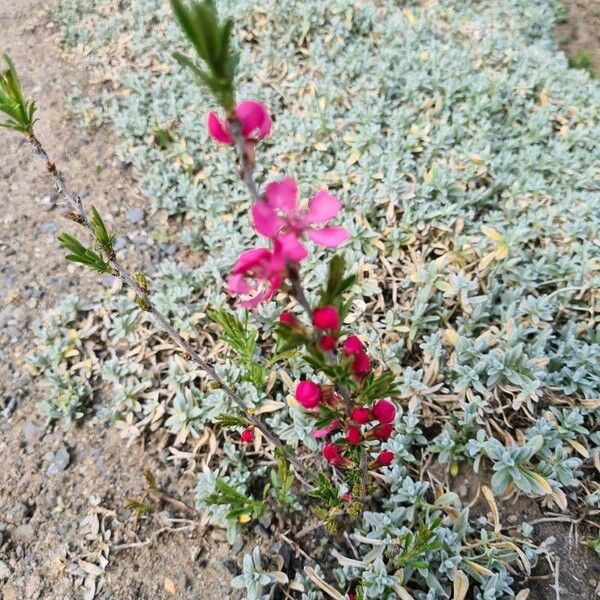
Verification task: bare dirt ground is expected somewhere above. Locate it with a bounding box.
[0,2,239,599]
[557,0,600,75]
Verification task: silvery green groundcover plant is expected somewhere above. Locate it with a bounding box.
[11,0,600,598]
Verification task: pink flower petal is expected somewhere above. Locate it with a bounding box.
[235,100,272,140]
[207,112,233,144]
[313,419,341,438]
[252,202,283,238]
[239,295,262,308]
[227,273,251,295]
[274,233,308,263]
[265,177,298,212]
[306,226,350,248]
[304,190,342,224]
[232,248,272,274]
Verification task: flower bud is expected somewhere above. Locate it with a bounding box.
[295,380,321,409]
[240,428,254,443]
[312,306,341,331]
[351,351,371,376]
[279,311,298,327]
[370,422,393,441]
[346,425,361,445]
[376,450,394,467]
[342,335,364,356]
[323,442,343,465]
[319,334,337,352]
[372,399,396,424]
[351,407,372,424]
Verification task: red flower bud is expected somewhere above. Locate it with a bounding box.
[348,594,356,600]
[240,428,254,443]
[372,399,396,424]
[376,450,394,467]
[351,351,371,376]
[312,306,341,331]
[319,334,337,352]
[346,425,362,445]
[279,311,298,327]
[342,335,364,356]
[351,407,372,424]
[323,442,344,465]
[295,381,321,409]
[371,422,393,441]
[340,493,353,502]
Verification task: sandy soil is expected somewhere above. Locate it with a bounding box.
[0,2,239,598]
[557,0,600,75]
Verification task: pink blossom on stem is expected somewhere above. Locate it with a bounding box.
[251,176,350,262]
[372,399,396,424]
[295,380,321,409]
[312,306,341,331]
[207,100,272,145]
[351,407,372,424]
[228,248,282,307]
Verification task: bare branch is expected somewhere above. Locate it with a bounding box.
[26,132,305,474]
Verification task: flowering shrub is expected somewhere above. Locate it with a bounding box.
[4,0,600,598]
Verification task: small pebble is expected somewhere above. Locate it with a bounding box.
[0,560,11,580]
[126,207,145,224]
[47,444,70,476]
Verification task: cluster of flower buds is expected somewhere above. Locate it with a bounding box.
[208,101,350,307]
[292,318,396,470]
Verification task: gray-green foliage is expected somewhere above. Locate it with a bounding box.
[41,0,600,597]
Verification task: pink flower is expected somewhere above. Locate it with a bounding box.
[251,176,350,262]
[319,334,337,352]
[351,351,371,377]
[207,100,271,145]
[312,419,340,439]
[372,399,396,424]
[228,248,282,308]
[323,442,344,465]
[376,450,394,467]
[295,381,321,409]
[240,428,254,443]
[369,423,393,441]
[346,426,361,446]
[351,407,372,424]
[313,306,341,331]
[342,335,364,356]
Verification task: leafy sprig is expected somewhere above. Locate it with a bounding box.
[171,0,238,110]
[0,54,37,133]
[57,233,111,273]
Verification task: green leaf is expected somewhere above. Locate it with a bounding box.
[90,206,114,254]
[0,54,37,134]
[170,0,237,109]
[57,232,110,273]
[359,370,399,402]
[208,308,265,388]
[215,413,248,428]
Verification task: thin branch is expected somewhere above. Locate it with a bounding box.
[27,132,305,475]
